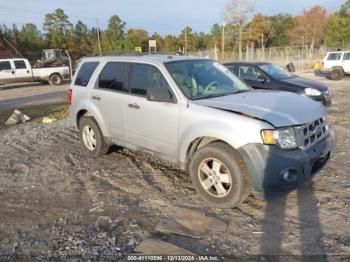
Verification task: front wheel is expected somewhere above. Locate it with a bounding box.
[189,142,251,208]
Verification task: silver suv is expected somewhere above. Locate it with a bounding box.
[69,55,335,208]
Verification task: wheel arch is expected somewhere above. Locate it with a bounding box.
[181,135,239,171]
[75,106,110,138]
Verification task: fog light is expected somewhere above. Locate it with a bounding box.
[281,169,298,183]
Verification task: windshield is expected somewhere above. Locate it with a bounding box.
[165,59,251,100]
[259,64,294,79]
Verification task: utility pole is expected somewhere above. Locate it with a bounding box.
[239,23,243,60]
[184,26,188,55]
[96,19,102,56]
[221,23,225,62]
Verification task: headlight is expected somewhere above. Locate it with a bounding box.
[261,127,297,149]
[305,88,321,96]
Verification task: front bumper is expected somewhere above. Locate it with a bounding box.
[238,130,335,200]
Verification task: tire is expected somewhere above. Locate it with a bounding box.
[329,68,344,80]
[189,142,251,208]
[49,73,63,86]
[79,117,109,157]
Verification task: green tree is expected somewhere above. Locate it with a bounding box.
[266,14,293,47]
[17,23,44,57]
[163,35,178,52]
[43,8,72,48]
[102,15,126,52]
[324,1,350,47]
[123,29,149,52]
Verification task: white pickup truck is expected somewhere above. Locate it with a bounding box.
[0,58,70,86]
[322,51,350,80]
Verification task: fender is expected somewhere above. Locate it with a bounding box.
[178,116,272,166]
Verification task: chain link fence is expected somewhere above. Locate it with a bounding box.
[194,44,350,72]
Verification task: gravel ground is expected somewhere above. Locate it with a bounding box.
[0,73,349,260]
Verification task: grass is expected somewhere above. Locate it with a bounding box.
[0,103,69,129]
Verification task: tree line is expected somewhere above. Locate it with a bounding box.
[0,0,349,62]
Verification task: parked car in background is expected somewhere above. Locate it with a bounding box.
[224,62,332,107]
[321,51,350,80]
[0,58,70,86]
[70,55,335,208]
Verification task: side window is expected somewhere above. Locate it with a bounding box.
[14,60,27,69]
[74,62,99,87]
[0,61,11,70]
[238,66,262,81]
[130,64,170,96]
[98,62,129,92]
[343,52,350,60]
[327,53,342,61]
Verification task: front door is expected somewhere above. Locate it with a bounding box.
[14,60,32,82]
[0,61,16,85]
[238,65,270,89]
[124,63,179,158]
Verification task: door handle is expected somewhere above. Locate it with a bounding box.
[91,95,101,101]
[128,103,140,110]
[11,71,15,74]
[27,70,30,74]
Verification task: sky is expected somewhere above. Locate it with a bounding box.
[0,0,345,35]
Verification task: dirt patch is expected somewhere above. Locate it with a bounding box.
[0,74,349,260]
[0,103,68,129]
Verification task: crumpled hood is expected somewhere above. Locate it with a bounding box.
[281,76,328,92]
[192,91,326,127]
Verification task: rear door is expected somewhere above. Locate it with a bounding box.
[341,52,350,73]
[90,62,129,142]
[0,60,16,85]
[123,63,179,157]
[14,60,32,82]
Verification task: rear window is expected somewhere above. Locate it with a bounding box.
[327,53,342,61]
[74,62,99,87]
[98,62,129,92]
[14,60,27,69]
[0,61,11,70]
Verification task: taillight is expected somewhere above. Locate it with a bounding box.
[68,88,73,106]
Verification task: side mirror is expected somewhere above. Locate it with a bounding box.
[147,88,174,103]
[257,76,267,83]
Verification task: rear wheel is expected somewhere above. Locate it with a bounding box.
[79,117,109,157]
[49,73,63,86]
[329,68,344,80]
[189,142,251,208]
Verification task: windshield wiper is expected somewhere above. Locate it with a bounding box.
[191,90,249,100]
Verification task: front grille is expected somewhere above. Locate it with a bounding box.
[296,117,329,149]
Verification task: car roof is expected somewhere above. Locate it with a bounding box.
[80,54,208,64]
[224,61,272,66]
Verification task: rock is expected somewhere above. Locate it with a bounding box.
[95,216,112,230]
[155,219,203,239]
[134,238,195,255]
[12,163,30,176]
[5,110,30,125]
